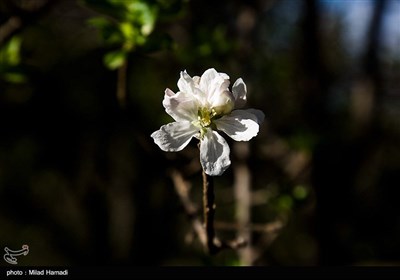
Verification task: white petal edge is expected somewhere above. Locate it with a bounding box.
[214,109,262,141]
[246,108,265,124]
[232,78,247,108]
[219,72,230,80]
[151,121,198,152]
[200,130,231,176]
[162,88,198,121]
[177,70,194,94]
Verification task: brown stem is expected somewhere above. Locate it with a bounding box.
[116,61,127,109]
[170,169,247,255]
[202,170,220,255]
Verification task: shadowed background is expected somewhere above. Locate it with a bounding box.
[0,0,399,266]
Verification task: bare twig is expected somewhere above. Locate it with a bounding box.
[202,170,221,255]
[170,168,247,254]
[201,169,248,254]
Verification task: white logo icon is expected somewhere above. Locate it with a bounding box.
[3,245,29,265]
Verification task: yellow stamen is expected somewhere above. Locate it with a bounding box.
[198,107,213,127]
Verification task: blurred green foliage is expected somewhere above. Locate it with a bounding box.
[0,35,26,83]
[83,0,183,69]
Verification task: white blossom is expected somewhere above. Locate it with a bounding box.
[151,68,264,176]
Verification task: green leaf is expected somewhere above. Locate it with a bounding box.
[119,21,136,40]
[103,50,127,70]
[0,36,22,66]
[124,1,157,36]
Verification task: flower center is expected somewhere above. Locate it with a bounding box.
[193,107,220,139]
[198,107,216,127]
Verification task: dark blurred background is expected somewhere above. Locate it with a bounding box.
[0,0,399,266]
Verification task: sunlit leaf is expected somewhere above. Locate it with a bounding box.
[0,36,22,66]
[103,50,127,70]
[119,22,136,40]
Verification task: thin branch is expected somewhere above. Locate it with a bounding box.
[170,169,246,254]
[202,170,220,255]
[201,169,248,254]
[0,0,54,46]
[116,61,128,109]
[214,220,284,233]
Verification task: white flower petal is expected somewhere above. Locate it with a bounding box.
[214,109,262,141]
[165,88,174,97]
[151,121,198,152]
[199,68,219,94]
[193,75,200,85]
[232,78,247,108]
[246,108,265,124]
[162,88,198,121]
[177,70,194,94]
[219,72,230,80]
[200,130,231,176]
[200,68,230,103]
[177,70,206,105]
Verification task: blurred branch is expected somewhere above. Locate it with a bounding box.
[350,0,387,133]
[300,0,330,132]
[363,0,387,117]
[0,0,53,45]
[251,218,286,263]
[169,169,247,255]
[233,142,253,265]
[169,169,206,246]
[214,220,284,234]
[117,60,127,108]
[0,17,21,45]
[364,0,387,77]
